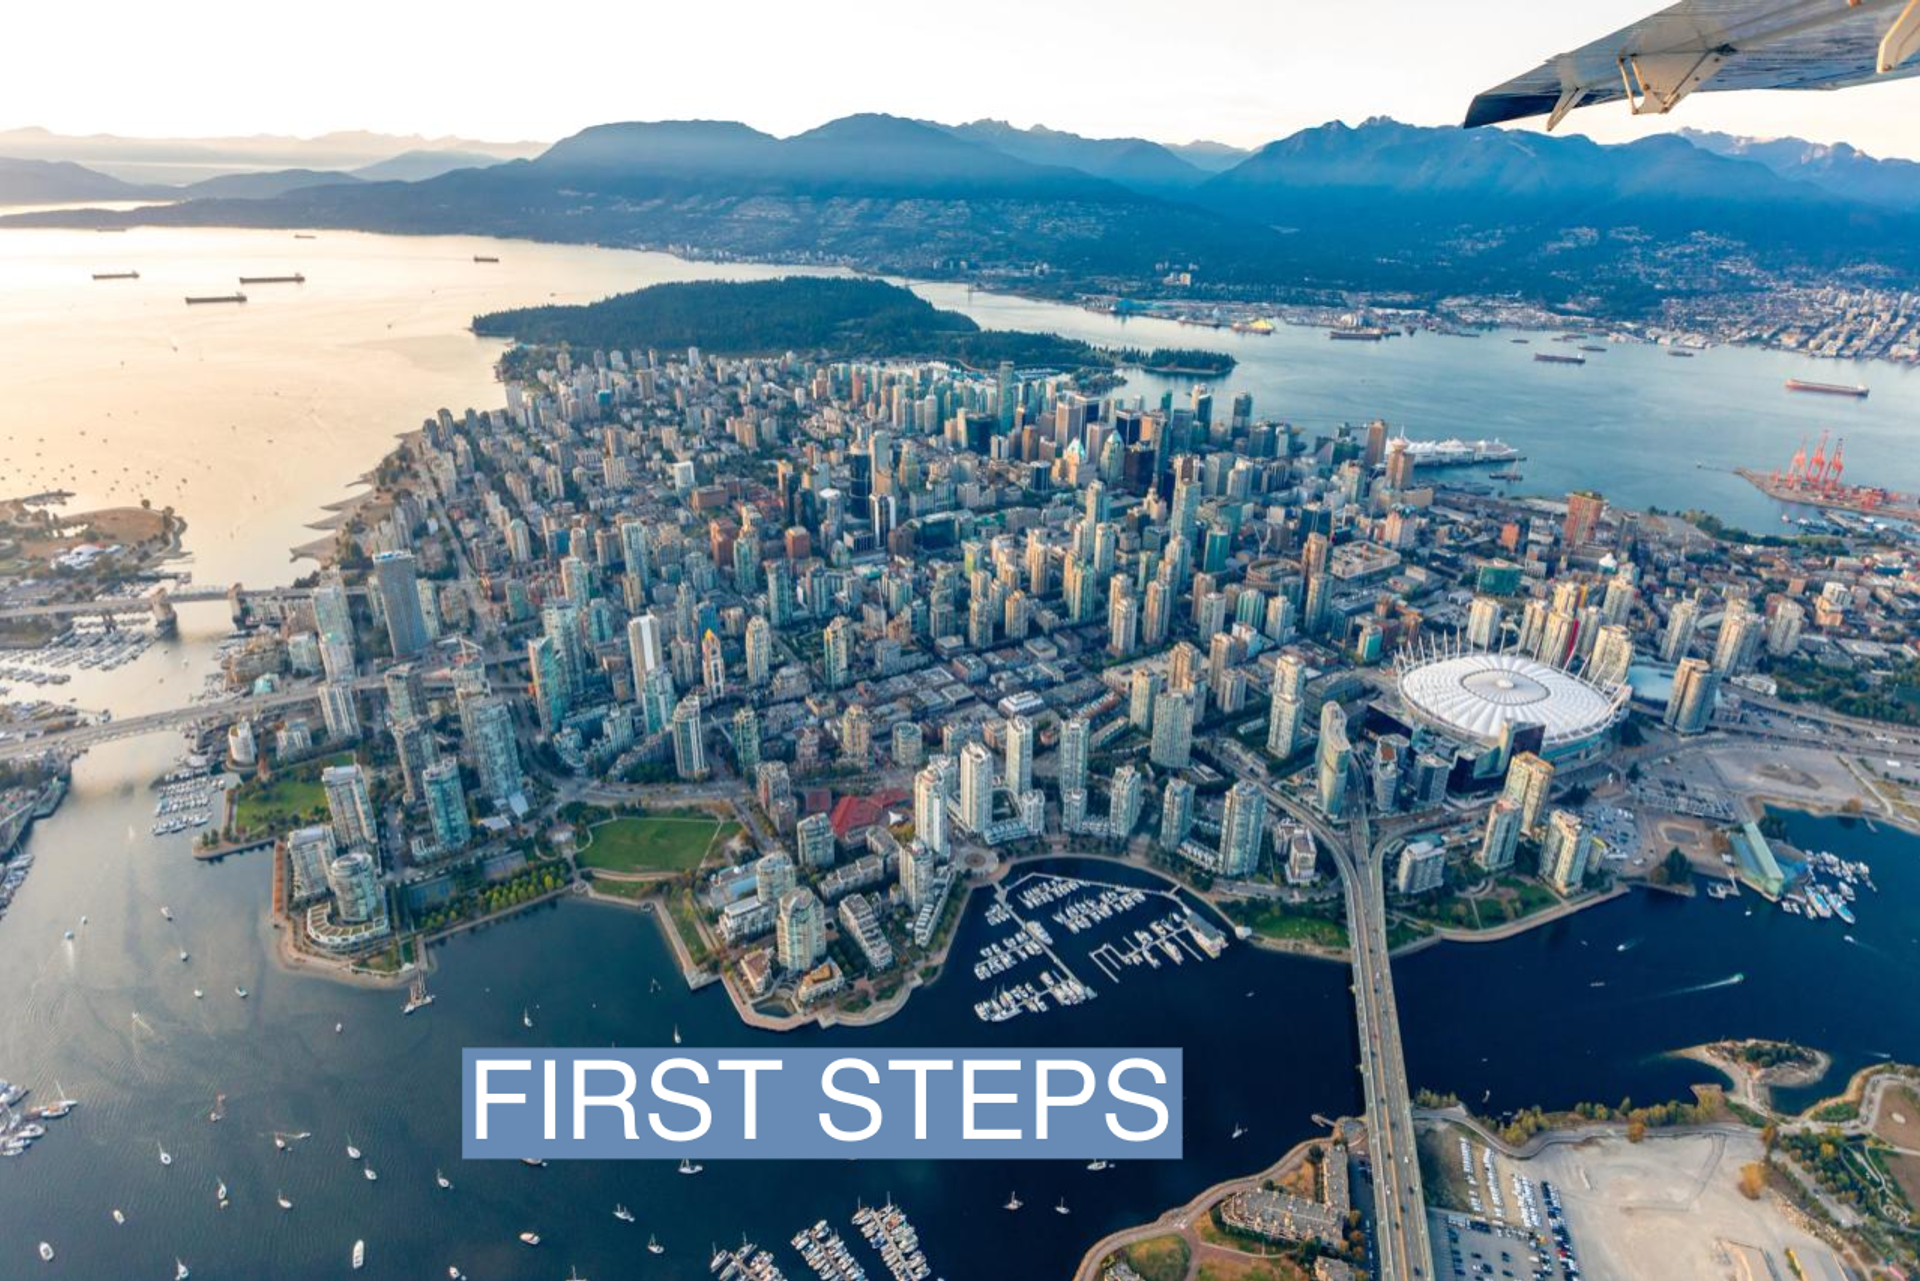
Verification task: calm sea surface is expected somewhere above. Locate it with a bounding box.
[2,226,1918,1278]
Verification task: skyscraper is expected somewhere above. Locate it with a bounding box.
[1586,624,1635,688]
[1058,716,1090,795]
[775,887,826,973]
[1158,777,1195,851]
[1218,781,1268,877]
[958,741,995,835]
[321,762,377,852]
[1665,656,1718,735]
[422,758,470,852]
[796,813,836,870]
[671,695,707,781]
[1004,715,1034,796]
[467,698,523,804]
[1477,798,1522,873]
[744,615,772,686]
[1500,752,1556,834]
[372,550,430,658]
[732,706,762,776]
[1713,597,1762,674]
[326,851,383,925]
[822,616,854,689]
[1149,690,1194,770]
[1466,596,1503,650]
[1563,490,1606,548]
[913,760,949,856]
[1315,701,1352,818]
[1660,595,1699,663]
[1541,809,1593,894]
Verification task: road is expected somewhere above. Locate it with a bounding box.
[1257,769,1433,1280]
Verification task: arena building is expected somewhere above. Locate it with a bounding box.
[1393,645,1627,766]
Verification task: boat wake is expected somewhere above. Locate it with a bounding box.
[1614,938,1640,953]
[1657,971,1745,999]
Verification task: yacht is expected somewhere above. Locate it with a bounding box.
[277,1191,292,1210]
[1004,1191,1022,1211]
[521,1157,547,1168]
[678,1157,703,1175]
[1055,1197,1071,1216]
[363,1164,378,1181]
[647,1235,664,1255]
[352,1239,365,1270]
[436,1169,452,1189]
[402,976,435,1016]
[38,1242,53,1261]
[158,1142,172,1166]
[346,1136,361,1159]
[519,1231,541,1246]
[613,1204,636,1222]
[112,1209,125,1225]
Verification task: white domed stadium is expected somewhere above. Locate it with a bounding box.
[1395,647,1624,756]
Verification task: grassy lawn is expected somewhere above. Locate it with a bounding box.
[667,885,713,969]
[578,816,738,874]
[588,877,654,902]
[1116,1234,1191,1281]
[233,751,354,834]
[1223,899,1349,950]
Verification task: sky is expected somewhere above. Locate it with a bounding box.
[10,0,1920,159]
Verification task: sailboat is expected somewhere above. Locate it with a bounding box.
[1231,1122,1247,1139]
[672,1025,682,1045]
[215,1178,228,1206]
[1055,1197,1071,1216]
[158,1142,172,1166]
[436,1169,452,1189]
[363,1164,378,1181]
[522,1008,533,1029]
[1004,1191,1023,1211]
[678,1157,703,1175]
[346,1136,361,1160]
[176,1260,190,1280]
[613,1204,636,1222]
[648,1234,664,1255]
[277,1191,293,1210]
[403,975,434,1015]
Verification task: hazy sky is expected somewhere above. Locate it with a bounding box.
[13,0,1920,157]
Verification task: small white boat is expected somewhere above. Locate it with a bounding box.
[80,915,88,925]
[346,1136,361,1159]
[215,1178,228,1204]
[1232,1122,1247,1139]
[522,1008,532,1029]
[519,1231,541,1246]
[179,949,189,962]
[1086,1160,1110,1171]
[112,1209,125,1225]
[352,1239,365,1270]
[613,1204,635,1222]
[1055,1197,1071,1216]
[363,1164,378,1181]
[521,1157,546,1168]
[234,986,247,999]
[158,1142,173,1166]
[334,1023,343,1034]
[63,930,74,940]
[448,1269,462,1280]
[278,1191,293,1209]
[436,1169,452,1189]
[176,1260,190,1280]
[1004,1191,1022,1211]
[647,1235,664,1255]
[38,1242,54,1261]
[672,1025,681,1045]
[193,989,204,999]
[677,1157,702,1175]
[161,906,173,921]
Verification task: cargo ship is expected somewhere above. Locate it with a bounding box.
[1328,327,1389,341]
[1785,378,1869,399]
[237,273,304,284]
[184,293,247,305]
[472,254,499,263]
[1533,352,1585,365]
[91,271,139,281]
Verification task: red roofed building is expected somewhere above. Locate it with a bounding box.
[829,788,911,842]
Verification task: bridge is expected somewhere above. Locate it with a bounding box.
[1262,776,1433,1280]
[0,582,356,628]
[0,645,525,764]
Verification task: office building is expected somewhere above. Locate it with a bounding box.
[373,550,430,657]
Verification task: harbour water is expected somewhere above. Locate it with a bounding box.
[4,224,1920,1276]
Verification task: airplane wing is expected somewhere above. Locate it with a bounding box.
[1464,0,1920,129]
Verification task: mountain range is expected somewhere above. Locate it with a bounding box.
[4,115,1916,314]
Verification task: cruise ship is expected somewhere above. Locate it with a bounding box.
[1395,437,1523,468]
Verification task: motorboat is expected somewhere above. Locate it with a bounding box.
[519,1232,541,1246]
[158,1142,172,1166]
[346,1136,361,1159]
[648,1235,664,1255]
[278,1191,292,1210]
[352,1239,365,1270]
[436,1169,452,1189]
[38,1243,53,1261]
[363,1164,378,1181]
[112,1209,125,1225]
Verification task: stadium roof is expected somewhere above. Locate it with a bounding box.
[1398,651,1622,747]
